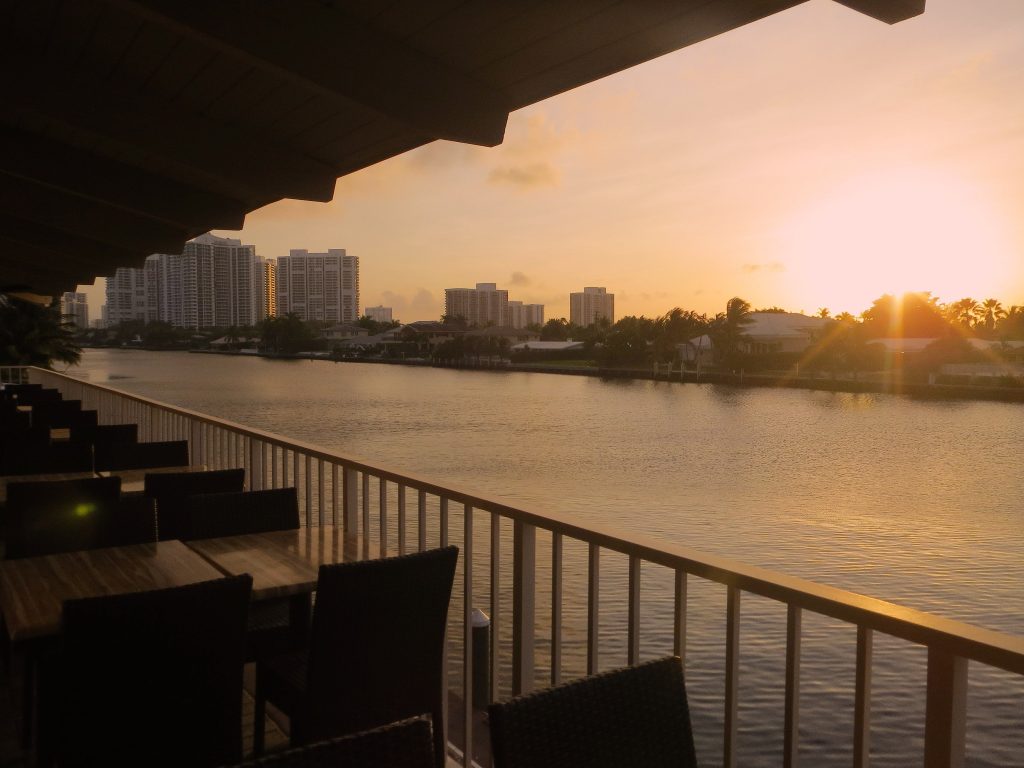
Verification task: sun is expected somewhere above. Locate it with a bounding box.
[777,168,1014,314]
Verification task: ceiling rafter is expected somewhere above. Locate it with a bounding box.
[103,0,511,147]
[832,0,926,24]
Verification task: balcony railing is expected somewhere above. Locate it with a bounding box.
[10,365,1024,767]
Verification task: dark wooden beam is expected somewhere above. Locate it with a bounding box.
[105,0,510,146]
[832,0,926,24]
[0,127,248,232]
[0,68,340,203]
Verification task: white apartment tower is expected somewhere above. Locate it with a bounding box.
[444,283,509,327]
[505,301,545,329]
[364,305,393,323]
[60,292,89,328]
[145,234,264,329]
[104,265,149,325]
[570,287,615,327]
[276,249,359,323]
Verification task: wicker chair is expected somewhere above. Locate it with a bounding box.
[184,487,301,663]
[0,409,31,431]
[0,424,50,450]
[106,495,159,546]
[10,387,60,405]
[144,468,246,540]
[68,422,138,447]
[254,546,459,768]
[183,487,300,541]
[0,440,93,475]
[53,575,253,767]
[4,476,122,559]
[27,399,84,428]
[95,438,189,472]
[228,718,435,768]
[488,656,698,768]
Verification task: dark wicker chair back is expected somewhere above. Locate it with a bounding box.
[0,440,93,475]
[0,409,31,431]
[302,546,459,766]
[96,438,189,471]
[69,422,138,446]
[183,487,300,540]
[4,476,122,559]
[11,387,60,405]
[106,495,159,546]
[0,424,50,450]
[57,575,252,768]
[488,656,698,768]
[144,468,246,540]
[28,399,82,428]
[229,718,435,768]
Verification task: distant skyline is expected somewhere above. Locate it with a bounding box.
[78,0,1024,321]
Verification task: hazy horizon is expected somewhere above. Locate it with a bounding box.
[76,0,1024,322]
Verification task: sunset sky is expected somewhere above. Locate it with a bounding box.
[82,0,1024,322]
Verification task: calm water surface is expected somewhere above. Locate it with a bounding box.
[70,350,1023,766]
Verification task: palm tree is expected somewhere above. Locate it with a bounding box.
[709,297,753,369]
[945,298,980,330]
[978,298,1007,334]
[0,294,81,368]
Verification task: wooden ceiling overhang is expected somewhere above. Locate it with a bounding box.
[0,0,924,296]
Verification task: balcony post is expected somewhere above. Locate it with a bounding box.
[924,648,967,768]
[512,520,536,695]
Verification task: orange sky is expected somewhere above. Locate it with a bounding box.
[83,0,1024,322]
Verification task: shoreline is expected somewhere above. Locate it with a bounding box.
[85,346,1024,403]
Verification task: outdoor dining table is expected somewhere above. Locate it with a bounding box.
[99,464,209,494]
[0,471,98,506]
[0,540,224,643]
[184,524,373,601]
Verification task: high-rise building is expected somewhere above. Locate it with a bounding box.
[104,265,148,325]
[444,283,509,327]
[364,305,392,323]
[570,287,615,327]
[505,301,545,329]
[276,249,360,323]
[60,292,89,328]
[263,260,277,318]
[145,234,264,329]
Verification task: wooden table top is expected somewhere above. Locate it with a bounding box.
[0,540,225,643]
[186,525,375,601]
[0,471,98,505]
[99,465,208,494]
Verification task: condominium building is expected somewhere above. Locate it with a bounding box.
[60,292,89,328]
[570,287,615,327]
[104,265,149,325]
[444,283,509,327]
[364,305,393,323]
[276,249,360,323]
[505,301,545,329]
[263,260,277,318]
[145,234,265,329]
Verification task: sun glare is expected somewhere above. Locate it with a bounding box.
[778,169,1013,314]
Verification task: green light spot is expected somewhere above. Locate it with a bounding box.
[74,503,97,518]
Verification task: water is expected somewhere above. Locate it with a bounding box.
[68,349,1023,766]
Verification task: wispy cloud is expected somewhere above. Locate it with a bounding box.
[509,271,531,286]
[488,162,560,189]
[742,262,786,273]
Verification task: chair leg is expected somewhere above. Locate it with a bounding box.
[253,665,266,755]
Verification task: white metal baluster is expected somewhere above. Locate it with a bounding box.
[397,484,406,555]
[304,454,312,525]
[627,556,641,666]
[282,449,290,487]
[551,532,562,686]
[440,497,448,548]
[271,445,278,488]
[854,626,873,768]
[379,477,387,555]
[417,490,427,551]
[361,473,370,554]
[331,464,339,525]
[462,504,474,764]
[342,467,358,535]
[587,544,600,675]
[512,520,536,695]
[724,586,741,768]
[923,648,967,768]
[260,442,268,490]
[784,605,801,768]
[674,571,688,661]
[318,459,325,526]
[492,513,503,696]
